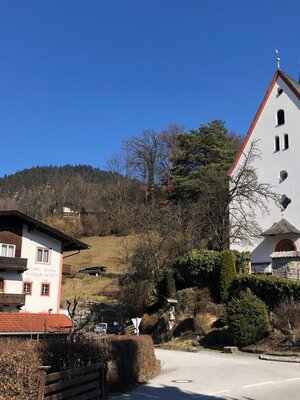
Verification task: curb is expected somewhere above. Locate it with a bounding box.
[259,354,300,363]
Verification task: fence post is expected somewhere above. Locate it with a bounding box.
[37,366,51,400]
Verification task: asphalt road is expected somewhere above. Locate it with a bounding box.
[113,348,300,399]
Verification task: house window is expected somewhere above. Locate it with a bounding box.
[277,109,285,125]
[274,136,280,152]
[41,283,50,296]
[36,248,50,264]
[0,279,4,293]
[23,282,32,295]
[0,243,16,258]
[284,134,289,149]
[275,239,296,252]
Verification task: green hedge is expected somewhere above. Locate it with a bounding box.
[174,249,250,300]
[230,274,300,309]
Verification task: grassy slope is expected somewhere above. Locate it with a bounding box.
[61,236,135,303]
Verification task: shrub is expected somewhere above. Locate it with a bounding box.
[220,250,236,303]
[155,269,176,300]
[174,250,221,297]
[0,339,41,400]
[105,335,160,390]
[272,300,300,334]
[230,274,300,309]
[175,288,198,314]
[0,335,159,398]
[174,250,249,300]
[193,314,214,336]
[232,251,251,274]
[226,289,269,347]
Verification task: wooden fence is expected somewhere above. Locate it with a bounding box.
[38,362,107,400]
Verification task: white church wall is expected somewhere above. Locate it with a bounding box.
[230,73,300,263]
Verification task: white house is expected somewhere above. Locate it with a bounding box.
[229,69,300,277]
[0,210,88,313]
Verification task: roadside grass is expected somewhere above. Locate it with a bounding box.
[155,333,203,352]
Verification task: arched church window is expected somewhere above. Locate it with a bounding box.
[277,110,285,125]
[275,239,296,252]
[274,136,280,152]
[284,134,289,149]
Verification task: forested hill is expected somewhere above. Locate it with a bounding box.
[0,165,119,194]
[0,165,142,236]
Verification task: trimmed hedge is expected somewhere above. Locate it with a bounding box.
[0,340,41,400]
[174,249,249,300]
[230,274,300,309]
[226,289,269,347]
[0,335,159,399]
[105,335,160,391]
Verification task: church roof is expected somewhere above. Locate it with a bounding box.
[261,218,300,236]
[280,71,300,99]
[229,70,300,177]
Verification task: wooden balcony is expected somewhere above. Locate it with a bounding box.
[0,256,27,273]
[0,293,26,306]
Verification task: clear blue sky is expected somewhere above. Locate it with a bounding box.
[0,0,299,177]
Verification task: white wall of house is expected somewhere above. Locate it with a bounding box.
[230,74,300,264]
[21,224,62,313]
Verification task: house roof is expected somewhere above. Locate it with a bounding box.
[0,313,72,335]
[261,218,300,236]
[0,210,89,251]
[270,251,300,258]
[229,70,300,176]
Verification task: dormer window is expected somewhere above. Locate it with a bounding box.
[0,244,16,258]
[277,110,285,126]
[274,136,280,152]
[284,134,289,150]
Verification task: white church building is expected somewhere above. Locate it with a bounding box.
[229,68,300,278]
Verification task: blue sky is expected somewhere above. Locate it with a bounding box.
[0,0,299,177]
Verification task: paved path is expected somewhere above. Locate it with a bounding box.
[113,348,300,399]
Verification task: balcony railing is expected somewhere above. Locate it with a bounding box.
[0,293,26,305]
[0,256,27,272]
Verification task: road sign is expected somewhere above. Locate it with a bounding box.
[131,317,142,336]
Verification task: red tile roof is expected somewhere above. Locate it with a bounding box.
[0,313,72,334]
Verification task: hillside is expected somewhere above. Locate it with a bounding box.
[0,165,119,194]
[61,235,135,303]
[0,165,142,236]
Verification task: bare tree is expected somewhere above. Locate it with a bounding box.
[123,125,184,204]
[229,140,279,246]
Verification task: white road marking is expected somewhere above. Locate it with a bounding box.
[286,377,300,381]
[243,381,275,388]
[209,390,231,395]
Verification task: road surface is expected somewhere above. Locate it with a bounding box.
[113,348,300,399]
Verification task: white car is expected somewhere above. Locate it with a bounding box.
[94,323,107,334]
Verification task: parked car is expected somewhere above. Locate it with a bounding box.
[107,323,119,334]
[94,323,107,334]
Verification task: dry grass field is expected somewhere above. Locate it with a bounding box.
[61,235,136,303]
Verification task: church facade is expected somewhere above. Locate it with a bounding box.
[229,69,300,278]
